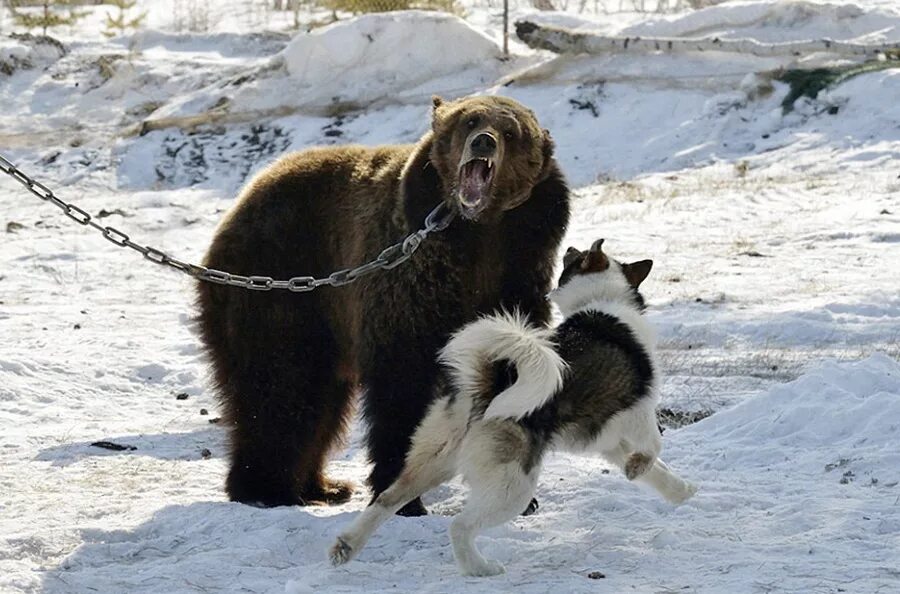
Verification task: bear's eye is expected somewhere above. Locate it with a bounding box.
[466,117,479,129]
[503,130,515,141]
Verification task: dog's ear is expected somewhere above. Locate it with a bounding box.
[563,246,581,268]
[580,245,609,273]
[622,260,653,288]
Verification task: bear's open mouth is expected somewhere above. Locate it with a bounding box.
[457,157,494,217]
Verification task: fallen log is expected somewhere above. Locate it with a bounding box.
[515,20,900,59]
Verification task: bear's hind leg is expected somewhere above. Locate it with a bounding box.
[224,348,356,507]
[363,374,438,516]
[206,292,356,508]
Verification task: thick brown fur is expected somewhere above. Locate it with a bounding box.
[196,96,570,512]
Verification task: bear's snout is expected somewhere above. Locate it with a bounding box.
[470,132,497,156]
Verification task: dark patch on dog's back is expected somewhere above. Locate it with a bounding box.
[555,311,654,444]
[557,310,654,394]
[512,310,655,468]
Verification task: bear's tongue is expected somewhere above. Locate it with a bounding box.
[458,159,493,211]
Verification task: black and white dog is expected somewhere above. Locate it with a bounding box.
[329,240,696,576]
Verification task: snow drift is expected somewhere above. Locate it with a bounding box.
[523,0,900,44]
[149,10,512,122]
[0,33,66,76]
[626,0,900,43]
[281,11,505,108]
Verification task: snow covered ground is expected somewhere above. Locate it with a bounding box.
[1,1,899,592]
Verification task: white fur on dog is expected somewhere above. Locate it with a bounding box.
[440,310,567,420]
[550,259,636,317]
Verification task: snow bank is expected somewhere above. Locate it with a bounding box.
[652,291,900,349]
[140,11,515,136]
[676,354,900,474]
[113,11,522,189]
[175,10,507,117]
[499,63,900,185]
[128,29,290,59]
[282,11,503,107]
[523,1,900,44]
[0,33,66,76]
[626,0,900,43]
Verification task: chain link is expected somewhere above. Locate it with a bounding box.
[0,153,456,292]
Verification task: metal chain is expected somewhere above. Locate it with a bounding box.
[0,154,456,292]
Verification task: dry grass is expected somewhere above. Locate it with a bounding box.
[323,0,461,14]
[589,172,795,206]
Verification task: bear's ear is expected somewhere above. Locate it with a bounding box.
[542,129,555,160]
[401,132,444,226]
[431,96,448,129]
[534,128,557,183]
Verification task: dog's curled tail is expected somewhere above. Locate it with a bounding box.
[439,310,566,421]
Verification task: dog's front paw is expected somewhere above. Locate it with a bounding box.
[460,558,506,577]
[329,536,354,566]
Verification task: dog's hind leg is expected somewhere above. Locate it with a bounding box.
[330,399,463,566]
[602,444,696,505]
[603,400,663,480]
[641,458,697,505]
[450,423,540,577]
[624,451,655,480]
[450,466,539,577]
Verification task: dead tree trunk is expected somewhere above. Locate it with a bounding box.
[515,20,900,59]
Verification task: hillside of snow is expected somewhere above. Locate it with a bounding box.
[1,1,899,593]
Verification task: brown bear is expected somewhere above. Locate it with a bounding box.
[197,95,570,515]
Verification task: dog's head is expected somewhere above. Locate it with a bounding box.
[551,239,653,316]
